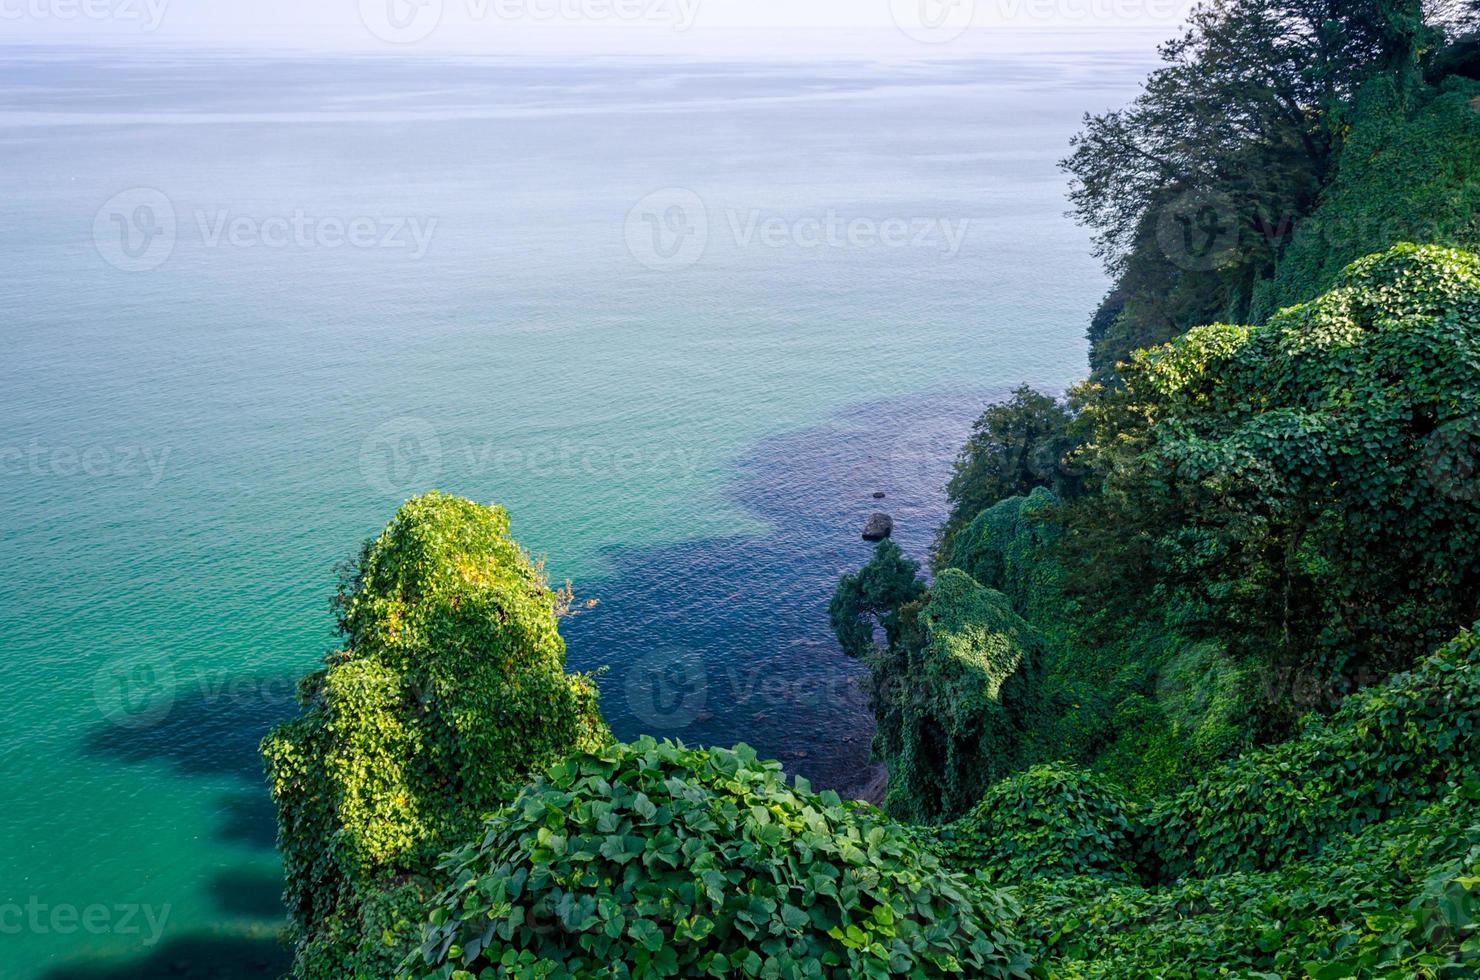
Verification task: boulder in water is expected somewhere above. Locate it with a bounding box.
[863,513,894,541]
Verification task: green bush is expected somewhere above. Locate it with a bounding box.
[968,628,1480,976]
[941,489,1251,798]
[939,387,1078,559]
[1145,628,1480,881]
[262,492,610,973]
[291,880,431,980]
[1019,787,1480,977]
[947,489,1063,628]
[1104,244,1480,701]
[932,764,1137,885]
[1150,640,1257,767]
[408,738,1029,980]
[829,540,927,661]
[869,570,1044,824]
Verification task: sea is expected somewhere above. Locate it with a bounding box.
[0,42,1151,977]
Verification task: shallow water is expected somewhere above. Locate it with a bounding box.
[0,46,1148,976]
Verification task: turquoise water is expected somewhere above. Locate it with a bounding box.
[0,46,1149,977]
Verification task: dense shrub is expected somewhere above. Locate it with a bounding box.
[938,387,1078,559]
[291,880,431,980]
[1148,640,1256,767]
[408,738,1029,980]
[947,489,1063,628]
[932,764,1137,885]
[951,628,1480,975]
[1092,244,1480,707]
[262,492,610,974]
[867,570,1044,824]
[940,489,1256,797]
[1019,788,1480,977]
[1144,627,1480,881]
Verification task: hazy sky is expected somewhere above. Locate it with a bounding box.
[0,0,1191,56]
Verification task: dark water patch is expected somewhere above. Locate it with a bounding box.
[207,868,287,921]
[214,791,278,851]
[83,675,299,783]
[41,930,290,980]
[564,390,997,791]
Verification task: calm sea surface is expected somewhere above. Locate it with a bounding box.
[0,45,1149,977]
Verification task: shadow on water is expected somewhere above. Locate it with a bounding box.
[562,390,992,791]
[208,867,289,920]
[41,931,291,980]
[84,675,300,784]
[216,790,280,851]
[78,681,297,977]
[82,671,294,850]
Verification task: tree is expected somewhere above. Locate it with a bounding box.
[866,570,1046,823]
[939,385,1076,559]
[262,492,610,977]
[1062,0,1422,378]
[1087,246,1480,719]
[829,540,926,660]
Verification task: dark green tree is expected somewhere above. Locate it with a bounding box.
[1084,245,1480,718]
[829,540,926,660]
[1062,0,1436,379]
[939,385,1076,560]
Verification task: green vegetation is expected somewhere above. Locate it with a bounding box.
[863,569,1045,824]
[824,4,1480,971]
[947,488,1063,629]
[1016,630,1480,977]
[938,387,1077,560]
[408,738,1027,979]
[1093,243,1480,701]
[262,4,1480,977]
[931,764,1138,886]
[262,493,609,977]
[1251,75,1480,316]
[846,242,1479,817]
[1065,0,1479,382]
[828,540,926,662]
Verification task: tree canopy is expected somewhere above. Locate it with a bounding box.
[262,492,609,977]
